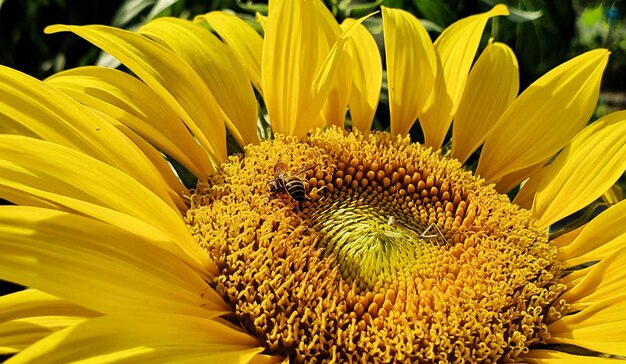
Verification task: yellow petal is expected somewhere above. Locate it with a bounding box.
[321,50,352,129]
[342,18,382,132]
[45,24,227,163]
[263,0,355,137]
[45,66,214,177]
[548,296,626,356]
[451,41,519,163]
[0,65,181,210]
[291,14,370,137]
[0,206,228,316]
[532,110,626,227]
[262,0,326,135]
[560,246,626,309]
[139,17,258,147]
[196,11,263,93]
[495,162,543,194]
[7,313,262,364]
[382,6,436,136]
[94,110,189,210]
[315,1,350,129]
[524,349,624,363]
[0,135,216,274]
[602,184,623,205]
[512,164,550,209]
[420,4,509,148]
[550,224,584,248]
[557,199,626,267]
[0,289,98,354]
[559,265,590,286]
[476,49,610,183]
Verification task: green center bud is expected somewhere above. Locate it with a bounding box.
[312,197,446,291]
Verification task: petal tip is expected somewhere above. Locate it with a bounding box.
[43,24,64,34]
[491,4,510,17]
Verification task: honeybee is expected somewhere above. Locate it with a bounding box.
[268,161,317,210]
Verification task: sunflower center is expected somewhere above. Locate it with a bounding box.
[186,127,567,363]
[310,187,448,293]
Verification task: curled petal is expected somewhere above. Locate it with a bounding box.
[420,4,509,148]
[342,19,382,132]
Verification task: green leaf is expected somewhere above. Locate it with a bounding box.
[235,0,268,15]
[480,0,542,23]
[343,0,383,18]
[411,0,455,28]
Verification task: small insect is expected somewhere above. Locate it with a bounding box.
[420,223,449,245]
[267,161,318,210]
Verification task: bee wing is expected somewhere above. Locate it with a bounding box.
[274,161,288,175]
[294,163,318,176]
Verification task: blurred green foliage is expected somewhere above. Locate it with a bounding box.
[0,0,123,79]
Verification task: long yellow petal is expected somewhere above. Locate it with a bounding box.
[139,17,259,147]
[263,0,356,137]
[512,164,550,209]
[382,6,436,136]
[7,314,263,364]
[45,24,227,163]
[0,135,216,274]
[93,109,190,210]
[560,246,626,310]
[316,1,350,129]
[292,13,370,138]
[420,5,509,148]
[0,289,99,354]
[262,0,326,135]
[196,11,263,92]
[451,41,518,163]
[548,296,626,356]
[495,162,544,194]
[0,206,228,317]
[532,110,626,227]
[557,199,626,267]
[524,349,624,363]
[476,49,610,183]
[45,66,214,177]
[343,18,382,132]
[0,65,181,210]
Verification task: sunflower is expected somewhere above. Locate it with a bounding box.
[1,0,626,362]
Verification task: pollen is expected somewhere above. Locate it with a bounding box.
[185,127,567,363]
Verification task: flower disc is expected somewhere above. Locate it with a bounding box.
[186,127,567,363]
